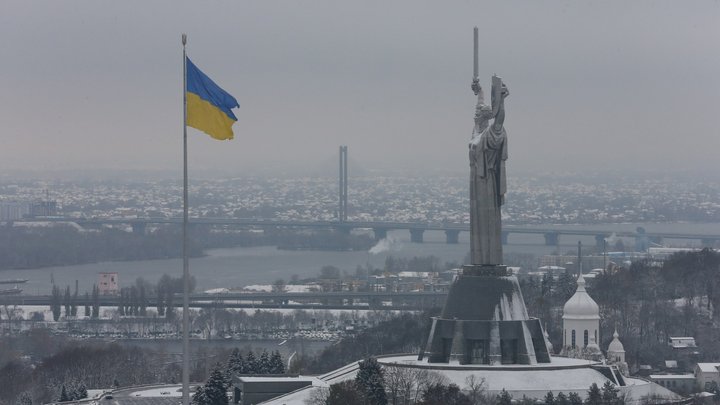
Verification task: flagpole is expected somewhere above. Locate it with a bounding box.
[181,33,191,405]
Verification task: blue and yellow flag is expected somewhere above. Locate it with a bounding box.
[186,57,239,140]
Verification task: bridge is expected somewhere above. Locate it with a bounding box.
[0,291,448,311]
[12,216,720,248]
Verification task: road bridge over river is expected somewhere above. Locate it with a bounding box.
[13,217,720,248]
[0,291,449,311]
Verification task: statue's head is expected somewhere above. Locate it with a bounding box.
[475,104,493,130]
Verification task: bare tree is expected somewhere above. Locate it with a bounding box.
[304,386,329,405]
[464,375,490,405]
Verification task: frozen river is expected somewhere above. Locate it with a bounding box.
[3,223,718,296]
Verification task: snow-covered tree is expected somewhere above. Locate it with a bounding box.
[258,350,271,374]
[58,385,69,402]
[203,366,229,405]
[568,392,583,405]
[586,383,602,405]
[544,391,556,405]
[497,389,512,405]
[191,385,208,405]
[355,357,386,405]
[245,351,258,374]
[601,381,622,405]
[556,391,569,405]
[269,351,285,374]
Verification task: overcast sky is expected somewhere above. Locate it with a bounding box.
[1,1,718,177]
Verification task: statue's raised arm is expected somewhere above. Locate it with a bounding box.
[491,76,509,132]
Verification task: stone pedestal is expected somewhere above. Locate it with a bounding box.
[419,265,551,365]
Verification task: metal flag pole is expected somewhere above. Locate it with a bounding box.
[181,33,191,405]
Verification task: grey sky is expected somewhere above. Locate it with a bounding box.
[1,1,718,176]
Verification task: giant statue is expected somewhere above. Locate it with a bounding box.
[419,28,550,365]
[469,75,509,266]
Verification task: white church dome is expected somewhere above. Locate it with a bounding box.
[562,273,600,320]
[608,330,625,353]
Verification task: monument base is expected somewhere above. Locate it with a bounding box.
[419,264,551,365]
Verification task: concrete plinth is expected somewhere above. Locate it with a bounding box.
[420,266,551,365]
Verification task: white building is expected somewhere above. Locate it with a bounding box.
[695,363,720,391]
[98,272,119,295]
[607,329,629,375]
[562,273,600,350]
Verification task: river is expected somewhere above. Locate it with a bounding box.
[3,223,719,295]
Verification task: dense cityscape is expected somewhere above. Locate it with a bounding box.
[2,172,719,225]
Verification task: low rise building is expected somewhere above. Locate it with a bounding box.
[98,272,119,295]
[648,374,696,394]
[695,363,720,391]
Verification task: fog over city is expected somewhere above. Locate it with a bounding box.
[3,3,720,405]
[1,1,719,176]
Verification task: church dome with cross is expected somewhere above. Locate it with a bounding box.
[562,273,600,349]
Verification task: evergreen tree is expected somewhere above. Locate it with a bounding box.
[225,348,244,388]
[327,381,363,405]
[203,365,229,405]
[51,285,62,321]
[355,357,387,405]
[544,391,556,405]
[139,284,147,316]
[556,392,569,405]
[59,385,69,402]
[130,286,138,316]
[258,350,271,374]
[71,282,78,317]
[568,392,582,405]
[77,383,88,399]
[165,289,175,319]
[227,348,243,373]
[420,383,472,405]
[586,383,602,405]
[191,385,208,405]
[156,282,166,316]
[601,381,621,405]
[117,288,125,316]
[17,391,32,405]
[245,351,258,374]
[91,284,100,318]
[269,351,285,374]
[497,389,513,405]
[63,286,72,318]
[83,292,90,318]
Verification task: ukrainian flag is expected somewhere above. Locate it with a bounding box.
[186,57,239,140]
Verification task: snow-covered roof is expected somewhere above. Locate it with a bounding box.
[622,378,681,405]
[608,330,625,354]
[649,374,695,380]
[237,375,325,384]
[696,363,720,373]
[563,274,600,320]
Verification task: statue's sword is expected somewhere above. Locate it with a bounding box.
[472,27,479,95]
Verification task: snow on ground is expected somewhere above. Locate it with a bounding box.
[242,284,319,293]
[86,389,109,399]
[129,386,182,397]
